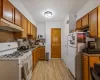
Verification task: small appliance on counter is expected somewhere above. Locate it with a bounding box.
[87,41,96,49]
[82,41,100,54]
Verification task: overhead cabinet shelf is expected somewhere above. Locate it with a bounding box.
[0,18,23,32]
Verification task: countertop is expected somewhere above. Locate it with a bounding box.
[30,45,40,51]
[83,52,100,56]
[29,44,45,51]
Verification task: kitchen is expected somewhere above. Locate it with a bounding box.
[0,0,100,80]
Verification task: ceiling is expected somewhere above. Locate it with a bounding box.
[20,0,89,22]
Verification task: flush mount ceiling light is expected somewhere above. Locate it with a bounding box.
[44,11,53,18]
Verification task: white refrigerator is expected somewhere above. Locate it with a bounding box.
[67,31,86,79]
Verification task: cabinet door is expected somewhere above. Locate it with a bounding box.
[76,19,82,29]
[89,56,100,80]
[89,56,100,67]
[39,46,45,60]
[36,47,39,62]
[98,6,100,37]
[32,25,35,38]
[31,24,33,35]
[89,8,98,37]
[22,16,27,37]
[82,55,89,80]
[82,14,89,28]
[0,0,1,18]
[32,25,34,37]
[27,21,31,35]
[2,0,14,23]
[14,9,22,27]
[35,27,37,38]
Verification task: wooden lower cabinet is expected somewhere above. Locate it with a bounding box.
[82,54,100,80]
[32,47,39,70]
[38,46,45,60]
[82,55,89,80]
[32,46,45,71]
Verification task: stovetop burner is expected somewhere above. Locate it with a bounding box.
[0,51,24,58]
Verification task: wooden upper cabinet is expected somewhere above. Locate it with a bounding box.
[33,26,37,38]
[89,8,98,37]
[27,21,31,35]
[22,16,27,37]
[31,24,33,35]
[32,25,35,38]
[14,9,22,27]
[0,0,1,18]
[32,25,34,37]
[2,0,14,23]
[35,27,37,38]
[82,14,89,28]
[76,19,82,29]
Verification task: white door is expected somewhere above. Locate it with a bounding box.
[67,45,76,78]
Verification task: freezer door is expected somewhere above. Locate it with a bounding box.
[67,32,77,47]
[67,46,76,78]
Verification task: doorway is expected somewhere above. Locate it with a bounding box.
[51,28,61,58]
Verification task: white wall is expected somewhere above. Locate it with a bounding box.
[69,14,76,32]
[45,22,62,59]
[61,15,69,65]
[9,0,36,26]
[77,0,100,20]
[36,22,45,38]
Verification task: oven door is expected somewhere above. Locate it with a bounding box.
[23,62,29,80]
[23,58,32,80]
[19,64,26,80]
[28,53,33,72]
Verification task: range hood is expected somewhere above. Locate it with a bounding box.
[0,18,24,32]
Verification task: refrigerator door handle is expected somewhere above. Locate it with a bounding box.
[67,46,68,55]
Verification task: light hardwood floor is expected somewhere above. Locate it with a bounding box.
[32,59,75,80]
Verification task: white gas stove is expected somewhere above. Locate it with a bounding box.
[0,42,33,80]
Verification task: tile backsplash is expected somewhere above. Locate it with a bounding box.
[0,30,15,42]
